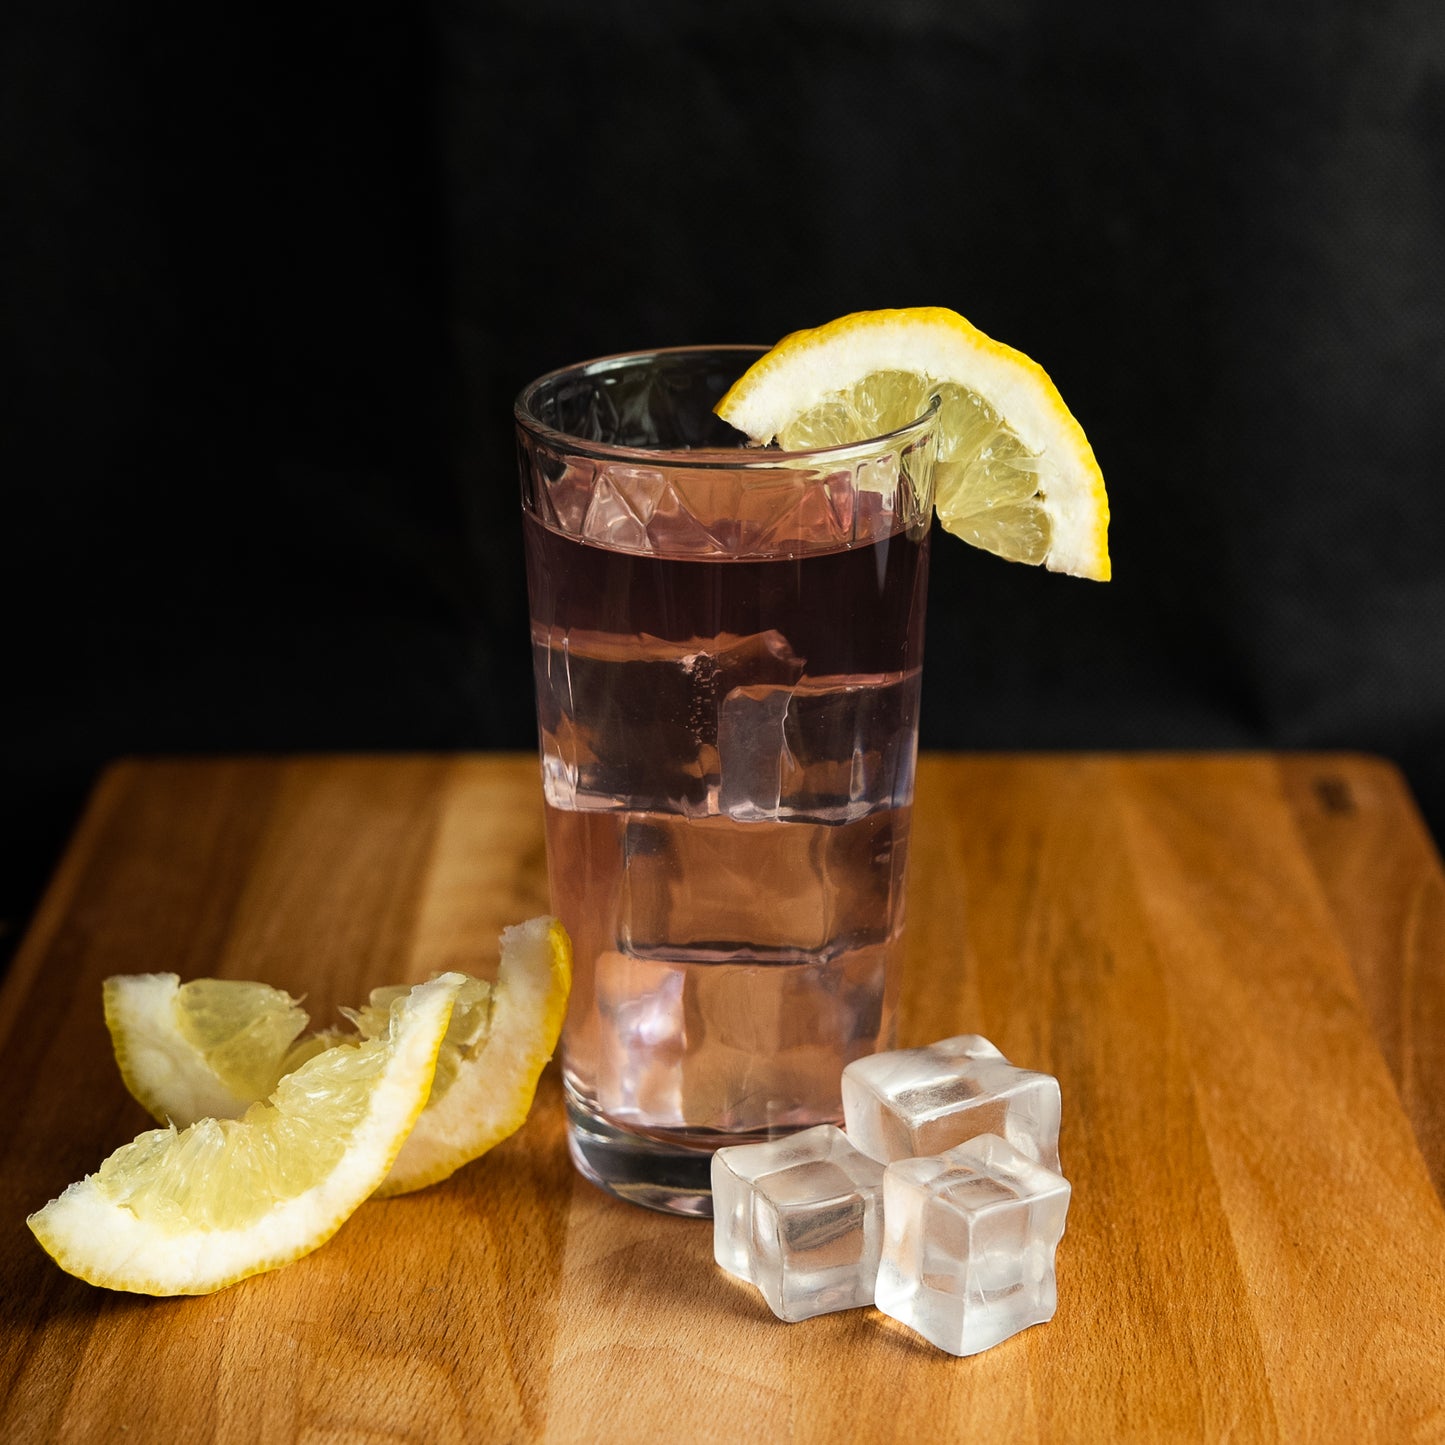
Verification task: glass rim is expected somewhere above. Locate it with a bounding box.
[513,343,940,468]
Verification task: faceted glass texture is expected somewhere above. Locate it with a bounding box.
[516,346,936,563]
[841,1033,1062,1170]
[876,1133,1071,1356]
[711,1124,886,1322]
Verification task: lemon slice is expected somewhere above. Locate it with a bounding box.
[715,306,1111,580]
[362,917,573,1196]
[104,974,318,1125]
[28,973,463,1295]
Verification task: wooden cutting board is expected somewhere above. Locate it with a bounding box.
[1,753,1442,1443]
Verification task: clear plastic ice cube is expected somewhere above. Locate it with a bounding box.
[841,1034,1062,1171]
[711,1124,886,1322]
[875,1133,1071,1356]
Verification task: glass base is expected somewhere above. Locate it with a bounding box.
[565,1096,716,1218]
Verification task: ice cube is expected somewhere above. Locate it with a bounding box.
[718,671,920,823]
[711,1124,886,1322]
[841,1034,1062,1171]
[595,946,887,1134]
[715,684,792,816]
[619,811,905,960]
[875,1133,1071,1356]
[531,625,802,813]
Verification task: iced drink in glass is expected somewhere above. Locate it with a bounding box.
[515,345,936,1215]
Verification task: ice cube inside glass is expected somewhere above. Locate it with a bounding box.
[841,1033,1062,1170]
[711,1124,886,1322]
[876,1132,1071,1356]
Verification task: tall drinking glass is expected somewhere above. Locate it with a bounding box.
[516,345,936,1216]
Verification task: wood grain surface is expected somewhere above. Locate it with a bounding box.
[1,753,1442,1444]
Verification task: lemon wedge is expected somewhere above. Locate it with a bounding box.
[28,973,463,1296]
[103,974,319,1125]
[715,306,1111,580]
[100,916,572,1197]
[352,917,573,1197]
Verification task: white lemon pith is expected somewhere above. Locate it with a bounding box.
[28,973,463,1296]
[715,306,1111,580]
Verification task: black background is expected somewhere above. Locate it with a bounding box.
[6,1,1444,965]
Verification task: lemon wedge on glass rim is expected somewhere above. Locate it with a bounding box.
[28,972,464,1296]
[99,916,572,1198]
[715,306,1111,581]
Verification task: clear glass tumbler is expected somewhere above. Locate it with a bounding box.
[516,345,937,1216]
